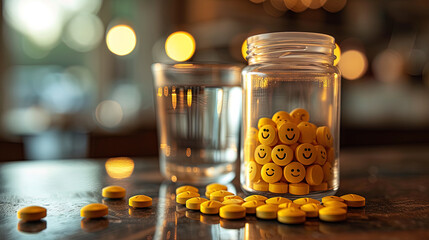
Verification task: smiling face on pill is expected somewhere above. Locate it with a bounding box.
[283,161,306,183]
[278,122,300,145]
[295,143,316,165]
[316,126,333,147]
[261,163,282,183]
[254,145,272,165]
[271,145,293,166]
[247,161,261,181]
[258,125,277,146]
[272,111,292,123]
[314,145,327,165]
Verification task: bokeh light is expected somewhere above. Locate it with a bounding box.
[323,0,347,13]
[334,43,341,66]
[64,13,104,52]
[242,40,248,61]
[95,100,123,128]
[372,49,404,83]
[106,25,137,56]
[301,0,327,9]
[165,31,196,62]
[338,50,368,80]
[263,0,286,17]
[105,157,135,179]
[284,0,308,13]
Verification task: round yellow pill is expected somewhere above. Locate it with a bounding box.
[283,161,306,183]
[271,145,293,166]
[300,203,323,218]
[278,122,300,145]
[200,200,224,214]
[323,201,347,210]
[17,206,47,221]
[278,202,300,209]
[327,147,335,163]
[241,200,265,214]
[305,165,324,186]
[293,197,320,206]
[290,108,310,123]
[310,182,328,192]
[206,183,228,192]
[314,145,328,165]
[319,207,347,222]
[247,127,259,139]
[224,195,243,201]
[252,181,269,191]
[219,205,246,219]
[269,182,288,194]
[295,143,316,165]
[288,183,310,195]
[340,194,366,207]
[102,186,126,199]
[261,163,282,183]
[254,145,272,165]
[258,117,276,129]
[277,207,306,224]
[129,195,153,208]
[297,122,316,143]
[255,204,278,219]
[316,126,333,147]
[265,197,291,206]
[244,195,268,202]
[80,203,108,219]
[210,190,234,202]
[322,162,334,182]
[176,191,200,204]
[258,125,278,146]
[222,198,244,205]
[272,111,292,123]
[322,195,344,204]
[186,197,208,210]
[247,161,262,182]
[176,185,199,195]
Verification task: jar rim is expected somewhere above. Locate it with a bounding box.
[247,32,335,45]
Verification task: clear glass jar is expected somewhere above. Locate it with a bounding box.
[240,32,341,199]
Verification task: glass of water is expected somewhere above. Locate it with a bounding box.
[152,63,242,184]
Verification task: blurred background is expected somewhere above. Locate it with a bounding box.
[0,0,428,161]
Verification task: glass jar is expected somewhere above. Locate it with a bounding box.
[240,32,341,198]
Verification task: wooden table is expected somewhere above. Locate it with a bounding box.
[0,145,428,239]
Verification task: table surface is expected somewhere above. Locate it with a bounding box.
[1,145,429,240]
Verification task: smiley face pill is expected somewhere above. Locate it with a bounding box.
[258,125,278,146]
[271,145,293,166]
[278,122,300,145]
[17,206,47,221]
[254,145,272,165]
[283,162,306,183]
[261,163,282,183]
[80,203,108,219]
[129,195,153,208]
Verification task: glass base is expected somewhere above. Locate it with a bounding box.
[241,184,338,200]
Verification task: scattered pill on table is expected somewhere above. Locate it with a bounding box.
[319,206,347,222]
[80,203,108,219]
[102,186,126,199]
[277,207,306,224]
[256,204,278,220]
[200,200,224,214]
[129,195,153,208]
[17,206,47,221]
[219,205,246,220]
[186,197,208,210]
[341,194,366,207]
[176,185,199,195]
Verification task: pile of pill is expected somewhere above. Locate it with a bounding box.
[176,183,365,224]
[244,108,335,195]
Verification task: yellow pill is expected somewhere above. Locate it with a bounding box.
[258,125,278,146]
[322,162,333,182]
[295,143,316,165]
[300,203,323,218]
[314,145,328,165]
[244,195,268,202]
[210,190,234,202]
[252,181,269,191]
[293,197,320,206]
[102,186,126,199]
[305,165,324,186]
[278,202,300,209]
[258,117,276,129]
[176,191,200,204]
[277,207,306,224]
[297,122,316,143]
[255,204,278,219]
[269,182,288,194]
[266,197,291,206]
[129,195,153,208]
[278,122,300,145]
[254,145,272,165]
[206,183,228,192]
[310,182,328,192]
[17,206,47,221]
[289,183,310,195]
[283,161,306,183]
[219,205,246,219]
[276,118,289,128]
[241,200,265,214]
[316,126,333,147]
[271,145,293,166]
[186,197,208,210]
[80,203,108,219]
[322,195,344,204]
[176,185,199,195]
[272,111,292,123]
[327,147,335,163]
[247,161,262,182]
[340,194,366,207]
[244,138,257,163]
[319,207,347,222]
[323,201,347,210]
[261,163,282,183]
[290,108,310,123]
[222,199,244,205]
[200,200,224,214]
[224,195,243,201]
[247,127,259,139]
